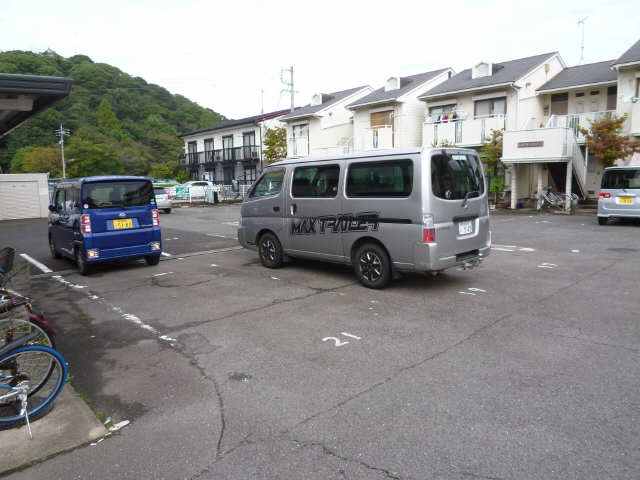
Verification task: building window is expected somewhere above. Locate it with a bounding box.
[607,86,617,111]
[243,131,256,160]
[370,110,394,148]
[474,97,506,118]
[222,135,233,161]
[187,141,198,164]
[292,124,308,156]
[243,166,257,183]
[428,104,457,123]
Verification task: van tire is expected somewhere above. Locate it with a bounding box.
[354,243,391,289]
[163,208,171,214]
[75,247,91,276]
[598,217,608,225]
[49,235,61,259]
[258,232,283,268]
[145,255,161,266]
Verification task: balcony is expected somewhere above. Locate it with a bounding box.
[360,126,394,150]
[182,146,261,171]
[502,128,571,163]
[545,110,615,143]
[632,101,640,135]
[423,114,505,147]
[288,136,309,157]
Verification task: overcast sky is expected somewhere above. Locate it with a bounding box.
[2,0,638,120]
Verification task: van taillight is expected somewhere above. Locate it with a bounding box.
[81,214,92,234]
[599,192,611,199]
[422,214,435,243]
[152,209,160,226]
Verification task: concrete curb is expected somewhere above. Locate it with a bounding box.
[0,385,107,474]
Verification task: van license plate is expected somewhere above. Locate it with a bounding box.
[619,197,633,204]
[113,218,133,229]
[458,220,473,235]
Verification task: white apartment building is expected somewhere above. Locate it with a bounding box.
[346,68,453,151]
[502,38,640,208]
[279,86,373,158]
[178,109,289,183]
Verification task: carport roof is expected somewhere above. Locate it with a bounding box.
[0,73,73,139]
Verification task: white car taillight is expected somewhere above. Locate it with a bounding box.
[152,209,160,226]
[81,214,92,234]
[422,214,435,243]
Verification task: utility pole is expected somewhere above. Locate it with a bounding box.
[578,16,589,65]
[54,123,71,178]
[280,66,295,112]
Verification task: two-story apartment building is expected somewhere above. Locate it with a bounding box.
[279,86,373,158]
[346,68,453,151]
[502,38,640,208]
[178,109,289,183]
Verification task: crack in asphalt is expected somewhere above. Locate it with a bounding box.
[552,334,640,355]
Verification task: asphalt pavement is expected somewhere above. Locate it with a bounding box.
[1,207,639,479]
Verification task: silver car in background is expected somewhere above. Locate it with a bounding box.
[238,147,491,288]
[153,186,172,213]
[597,166,640,225]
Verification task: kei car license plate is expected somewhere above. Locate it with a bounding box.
[113,218,133,229]
[458,220,473,235]
[619,197,633,204]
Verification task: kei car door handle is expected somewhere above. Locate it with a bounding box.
[290,204,297,215]
[273,206,280,212]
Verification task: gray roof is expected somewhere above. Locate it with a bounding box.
[346,68,451,109]
[612,38,640,67]
[418,52,557,100]
[279,86,368,121]
[537,60,617,92]
[179,109,290,138]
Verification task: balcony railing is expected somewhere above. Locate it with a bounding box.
[181,146,261,170]
[546,111,615,143]
[362,126,394,150]
[423,115,505,147]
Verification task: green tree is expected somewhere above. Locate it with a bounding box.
[150,162,176,179]
[96,99,122,137]
[479,129,507,202]
[19,146,62,177]
[263,127,287,164]
[9,146,37,172]
[581,114,640,167]
[66,137,123,177]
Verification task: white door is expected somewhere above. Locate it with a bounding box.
[0,181,41,220]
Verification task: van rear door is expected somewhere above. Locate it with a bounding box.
[81,180,156,249]
[428,151,487,259]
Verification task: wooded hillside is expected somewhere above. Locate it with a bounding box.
[0,50,225,179]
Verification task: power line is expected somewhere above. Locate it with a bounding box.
[53,124,71,178]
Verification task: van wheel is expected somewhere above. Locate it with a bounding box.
[49,236,61,259]
[354,243,391,289]
[145,255,160,266]
[75,247,91,276]
[163,209,171,214]
[258,232,283,268]
[598,217,608,225]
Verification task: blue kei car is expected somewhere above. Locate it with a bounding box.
[48,176,162,275]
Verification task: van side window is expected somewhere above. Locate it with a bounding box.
[292,165,340,198]
[431,153,484,200]
[346,160,413,198]
[54,189,65,213]
[251,169,285,197]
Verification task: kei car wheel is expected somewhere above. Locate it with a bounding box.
[75,246,91,276]
[49,235,61,259]
[354,243,391,289]
[598,217,608,225]
[145,255,161,265]
[258,232,283,269]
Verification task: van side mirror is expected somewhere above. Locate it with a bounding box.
[48,204,56,212]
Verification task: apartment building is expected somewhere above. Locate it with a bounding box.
[279,86,373,158]
[178,110,288,183]
[502,38,640,208]
[346,68,453,151]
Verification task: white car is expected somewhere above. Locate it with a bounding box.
[153,186,173,213]
[180,181,215,199]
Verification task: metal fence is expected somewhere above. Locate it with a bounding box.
[170,184,252,204]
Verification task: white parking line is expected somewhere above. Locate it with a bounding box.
[19,253,52,273]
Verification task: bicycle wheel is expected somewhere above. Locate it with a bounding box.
[0,317,55,350]
[0,345,67,428]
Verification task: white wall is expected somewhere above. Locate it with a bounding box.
[616,67,640,135]
[0,173,50,220]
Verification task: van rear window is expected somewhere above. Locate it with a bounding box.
[82,181,154,209]
[346,160,413,197]
[431,153,484,200]
[601,169,640,189]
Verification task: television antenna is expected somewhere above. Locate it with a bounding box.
[578,16,589,64]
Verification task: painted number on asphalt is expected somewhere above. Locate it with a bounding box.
[322,332,362,347]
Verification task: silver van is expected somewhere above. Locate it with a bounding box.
[238,148,491,288]
[598,166,640,225]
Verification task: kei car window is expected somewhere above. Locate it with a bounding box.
[292,165,340,198]
[346,160,413,197]
[431,153,484,200]
[252,169,284,197]
[54,189,65,213]
[82,181,154,209]
[602,169,640,189]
